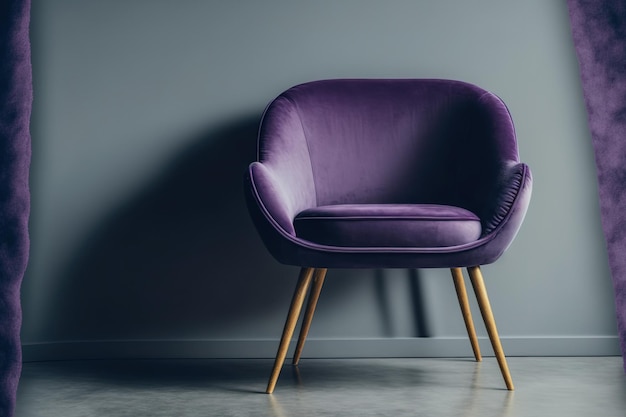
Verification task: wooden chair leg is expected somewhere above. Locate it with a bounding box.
[450,268,482,362]
[266,267,315,394]
[467,266,514,390]
[293,268,327,365]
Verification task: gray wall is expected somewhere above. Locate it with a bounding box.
[22,0,619,360]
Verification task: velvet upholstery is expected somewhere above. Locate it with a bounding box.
[568,0,626,370]
[294,204,481,248]
[245,79,531,269]
[0,1,32,416]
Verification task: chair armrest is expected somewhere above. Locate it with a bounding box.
[247,162,297,235]
[247,160,317,238]
[483,162,532,236]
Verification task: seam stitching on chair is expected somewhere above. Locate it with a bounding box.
[256,98,276,162]
[478,91,519,162]
[295,216,479,221]
[284,94,318,206]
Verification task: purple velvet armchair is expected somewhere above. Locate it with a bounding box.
[244,79,532,393]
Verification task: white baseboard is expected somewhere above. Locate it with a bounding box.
[22,336,621,362]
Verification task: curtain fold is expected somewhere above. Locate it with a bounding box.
[0,0,32,415]
[567,0,626,370]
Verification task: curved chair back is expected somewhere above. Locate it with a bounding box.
[259,80,517,215]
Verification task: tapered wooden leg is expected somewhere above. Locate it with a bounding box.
[467,266,514,390]
[266,267,315,394]
[293,268,327,365]
[450,268,482,362]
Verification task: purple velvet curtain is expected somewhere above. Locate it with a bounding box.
[567,0,626,370]
[0,0,32,415]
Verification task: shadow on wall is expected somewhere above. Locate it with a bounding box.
[44,114,312,340]
[42,114,431,342]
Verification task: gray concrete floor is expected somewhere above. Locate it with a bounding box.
[15,357,626,417]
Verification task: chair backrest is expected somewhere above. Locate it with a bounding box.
[257,79,520,228]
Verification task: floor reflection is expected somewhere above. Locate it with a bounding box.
[16,357,625,417]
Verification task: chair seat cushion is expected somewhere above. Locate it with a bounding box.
[294,204,482,248]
